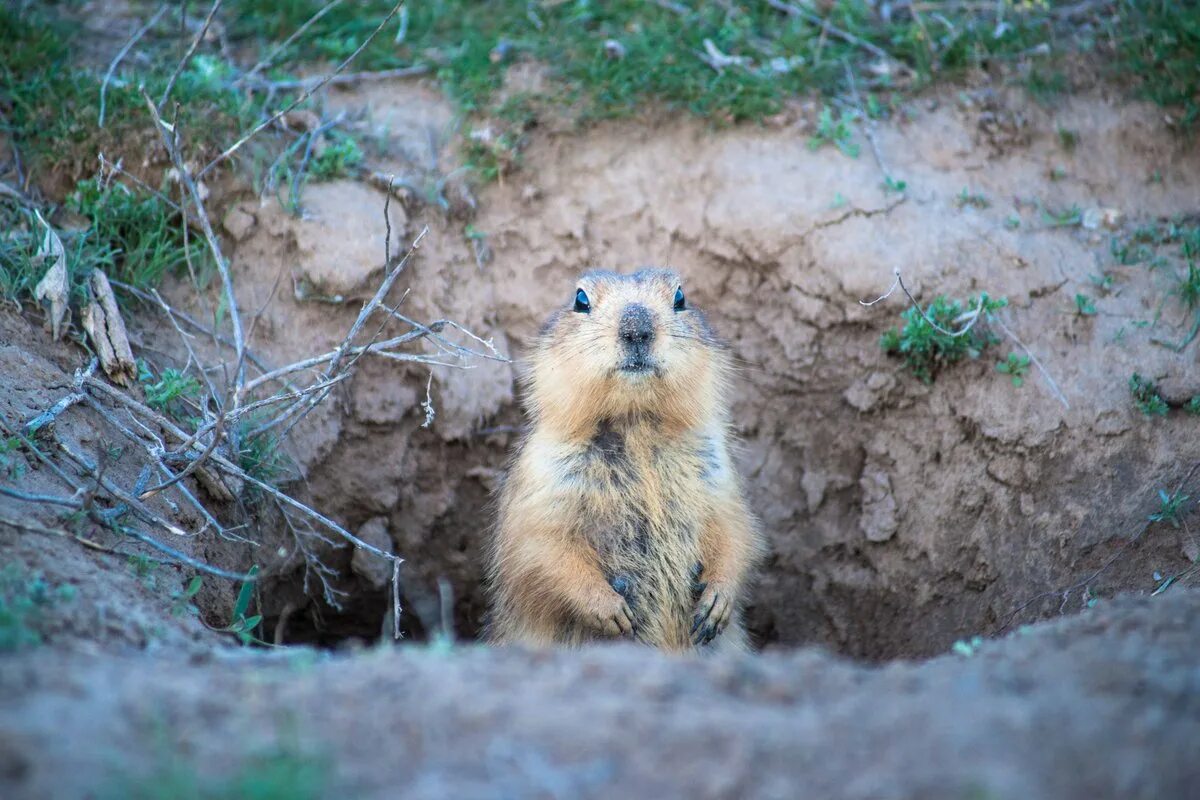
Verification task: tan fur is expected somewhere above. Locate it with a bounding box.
[486,268,764,652]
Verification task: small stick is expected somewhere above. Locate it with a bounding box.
[859,268,985,339]
[23,359,98,435]
[100,5,169,128]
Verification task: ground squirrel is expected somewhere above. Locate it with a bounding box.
[486,268,763,652]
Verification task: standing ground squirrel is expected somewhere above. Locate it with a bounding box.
[486,268,764,652]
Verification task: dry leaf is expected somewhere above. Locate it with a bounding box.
[81,269,137,386]
[32,210,69,340]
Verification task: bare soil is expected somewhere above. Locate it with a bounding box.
[179,79,1200,657]
[2,591,1198,799]
[2,60,1200,799]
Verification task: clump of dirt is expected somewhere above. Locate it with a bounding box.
[170,80,1200,658]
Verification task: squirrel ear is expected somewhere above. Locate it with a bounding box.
[574,288,591,313]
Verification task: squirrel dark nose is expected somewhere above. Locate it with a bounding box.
[618,303,655,345]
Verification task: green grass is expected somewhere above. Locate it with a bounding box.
[0,7,250,183]
[1129,373,1168,417]
[880,294,1007,383]
[1,179,208,321]
[226,0,1084,124]
[1113,0,1200,129]
[0,565,76,652]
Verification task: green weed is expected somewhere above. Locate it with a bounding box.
[881,176,907,194]
[1129,373,1168,417]
[1026,68,1068,105]
[995,352,1031,387]
[880,294,1007,383]
[0,566,76,652]
[309,132,364,181]
[1074,293,1097,316]
[1089,271,1115,292]
[1174,262,1200,310]
[237,420,294,488]
[809,107,860,158]
[1056,127,1078,151]
[955,187,990,209]
[171,576,204,618]
[224,566,264,646]
[127,554,157,580]
[1040,203,1082,228]
[138,363,202,417]
[0,436,26,480]
[1148,488,1189,529]
[1187,396,1200,415]
[69,179,210,289]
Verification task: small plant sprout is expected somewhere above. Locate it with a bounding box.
[171,576,203,618]
[1175,262,1200,310]
[808,107,860,158]
[830,192,848,209]
[0,567,75,652]
[951,635,984,657]
[0,436,25,480]
[309,131,364,180]
[1004,215,1021,230]
[882,176,907,194]
[1057,127,1078,151]
[1148,489,1189,529]
[1041,203,1082,227]
[224,566,264,645]
[955,187,990,209]
[996,352,1031,387]
[138,363,201,415]
[1186,396,1200,415]
[1090,271,1115,292]
[1129,373,1169,417]
[1074,293,1097,316]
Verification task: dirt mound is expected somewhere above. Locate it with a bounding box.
[182,81,1200,657]
[2,590,1197,799]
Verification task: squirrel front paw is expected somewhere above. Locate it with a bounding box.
[583,587,636,637]
[691,579,733,646]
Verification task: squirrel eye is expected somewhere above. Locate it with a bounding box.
[673,286,686,311]
[574,288,591,313]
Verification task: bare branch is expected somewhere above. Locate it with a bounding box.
[141,88,246,389]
